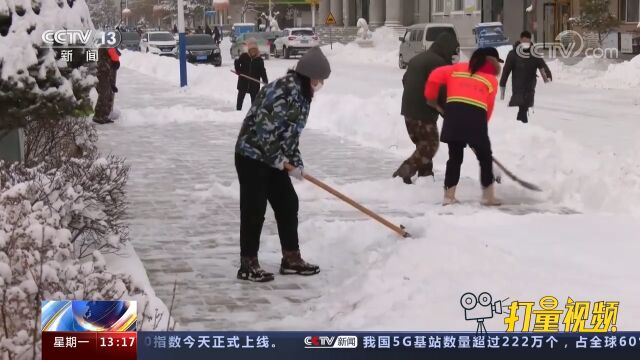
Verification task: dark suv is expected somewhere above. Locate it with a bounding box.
[181,35,222,66]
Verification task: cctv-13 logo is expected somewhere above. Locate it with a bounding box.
[461,292,619,333]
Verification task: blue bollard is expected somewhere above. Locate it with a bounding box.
[178,32,187,87]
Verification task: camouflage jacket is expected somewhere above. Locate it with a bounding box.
[235,73,310,168]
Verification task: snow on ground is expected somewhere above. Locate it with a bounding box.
[114,28,640,331]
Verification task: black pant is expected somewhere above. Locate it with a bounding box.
[517,106,529,123]
[235,154,299,257]
[444,141,494,189]
[237,90,257,111]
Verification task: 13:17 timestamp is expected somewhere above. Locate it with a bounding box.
[99,336,136,347]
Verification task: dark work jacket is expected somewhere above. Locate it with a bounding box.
[500,41,552,108]
[234,53,268,93]
[401,33,459,121]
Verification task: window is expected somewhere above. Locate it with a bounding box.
[425,27,456,41]
[454,0,464,11]
[621,0,640,22]
[434,0,444,13]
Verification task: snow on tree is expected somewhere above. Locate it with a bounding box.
[0,0,95,131]
[85,0,118,28]
[571,0,620,45]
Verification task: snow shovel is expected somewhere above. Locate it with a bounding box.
[470,148,542,192]
[284,164,411,238]
[491,157,542,192]
[230,70,267,85]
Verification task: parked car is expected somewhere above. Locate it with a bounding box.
[119,31,141,51]
[179,34,222,66]
[473,22,510,49]
[273,28,320,59]
[398,23,457,69]
[230,32,271,60]
[140,31,177,56]
[264,30,285,55]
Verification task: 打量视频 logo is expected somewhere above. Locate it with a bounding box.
[461,293,620,333]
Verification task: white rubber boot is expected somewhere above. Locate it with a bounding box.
[443,186,459,206]
[481,184,502,206]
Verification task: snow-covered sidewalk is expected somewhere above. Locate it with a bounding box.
[98,63,640,332]
[98,68,409,330]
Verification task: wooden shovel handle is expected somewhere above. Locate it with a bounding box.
[285,164,411,238]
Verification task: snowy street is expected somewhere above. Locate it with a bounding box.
[98,32,640,332]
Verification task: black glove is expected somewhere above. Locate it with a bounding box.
[113,62,120,70]
[112,85,118,93]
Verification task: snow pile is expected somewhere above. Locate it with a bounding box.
[120,50,240,105]
[547,55,640,89]
[321,26,402,67]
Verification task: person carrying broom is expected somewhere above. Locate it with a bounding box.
[234,47,331,282]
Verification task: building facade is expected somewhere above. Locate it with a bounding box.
[483,0,639,53]
[430,0,482,47]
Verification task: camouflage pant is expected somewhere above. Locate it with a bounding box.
[395,117,440,179]
[94,70,116,122]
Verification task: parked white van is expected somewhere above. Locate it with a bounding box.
[398,23,458,69]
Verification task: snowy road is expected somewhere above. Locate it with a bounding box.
[99,33,640,332]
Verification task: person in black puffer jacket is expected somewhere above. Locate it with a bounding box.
[235,39,268,111]
[499,31,552,123]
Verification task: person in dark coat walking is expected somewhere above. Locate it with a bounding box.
[94,47,121,124]
[235,39,268,111]
[425,48,503,206]
[499,31,552,123]
[205,24,213,35]
[393,33,460,184]
[213,26,221,45]
[235,47,331,282]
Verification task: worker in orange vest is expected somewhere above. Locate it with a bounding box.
[94,47,121,124]
[425,47,503,206]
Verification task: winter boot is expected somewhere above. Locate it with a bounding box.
[237,256,275,282]
[93,117,114,125]
[392,163,414,184]
[417,162,435,178]
[481,184,502,206]
[280,250,320,276]
[443,186,459,206]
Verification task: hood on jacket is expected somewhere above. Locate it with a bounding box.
[429,33,460,64]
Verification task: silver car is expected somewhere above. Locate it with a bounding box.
[398,23,458,69]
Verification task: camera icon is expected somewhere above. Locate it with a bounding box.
[460,292,504,334]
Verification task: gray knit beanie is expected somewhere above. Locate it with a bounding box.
[295,47,331,80]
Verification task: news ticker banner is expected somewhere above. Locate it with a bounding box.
[43,331,640,360]
[41,300,640,359]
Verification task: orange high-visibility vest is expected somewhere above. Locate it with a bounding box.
[425,62,498,121]
[107,47,120,63]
